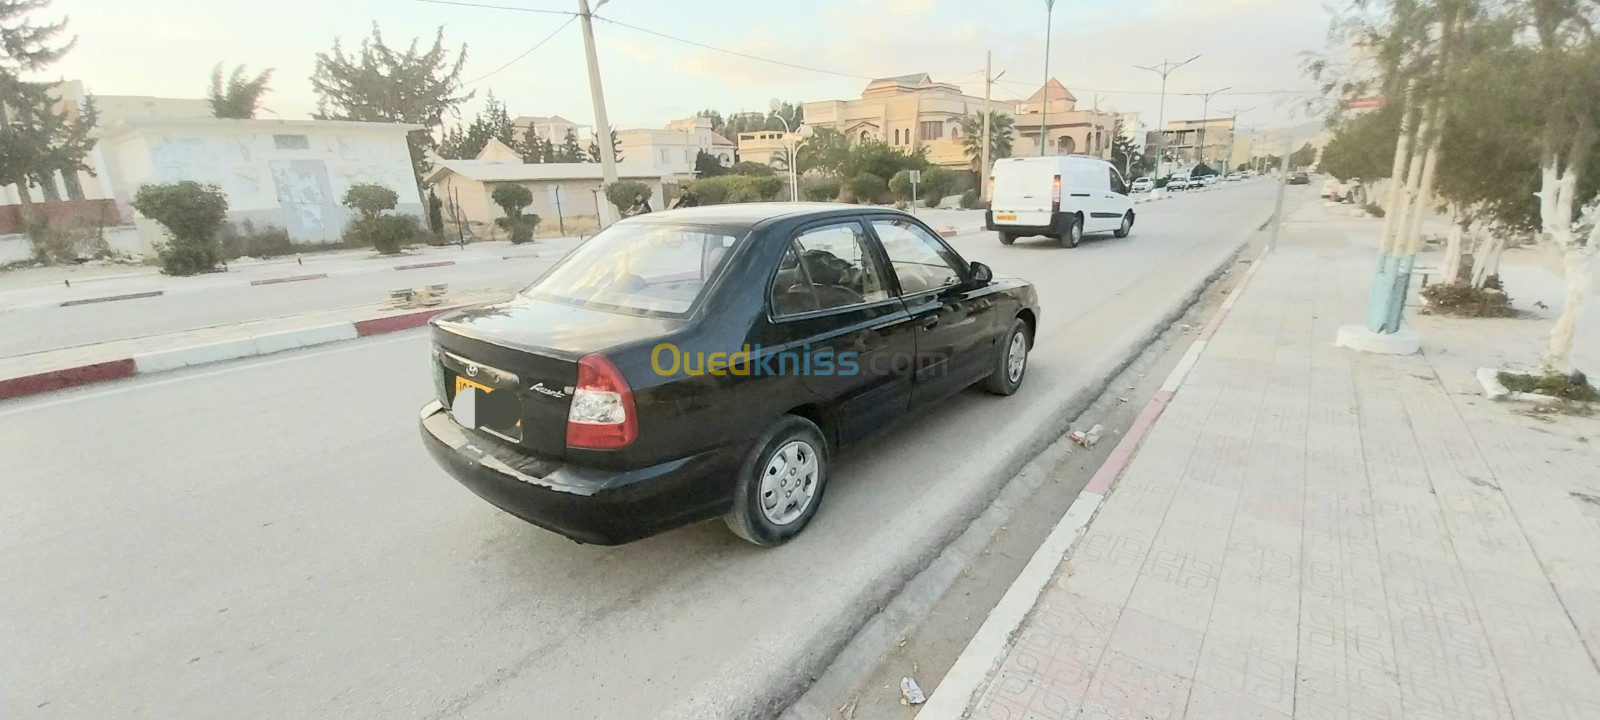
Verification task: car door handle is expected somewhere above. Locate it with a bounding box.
[921,316,940,330]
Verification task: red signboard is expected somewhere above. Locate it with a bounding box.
[1344,96,1384,111]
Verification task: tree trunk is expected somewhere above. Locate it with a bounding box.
[1540,156,1561,239]
[1545,240,1596,372]
[12,174,36,227]
[1442,204,1466,285]
[1469,230,1505,289]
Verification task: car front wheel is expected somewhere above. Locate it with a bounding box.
[1114,212,1133,239]
[983,317,1030,396]
[725,415,829,546]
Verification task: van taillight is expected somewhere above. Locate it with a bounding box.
[1051,175,1062,213]
[566,353,638,449]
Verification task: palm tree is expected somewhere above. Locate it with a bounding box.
[208,64,274,119]
[959,111,1014,172]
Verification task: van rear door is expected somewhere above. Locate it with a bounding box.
[990,158,1058,230]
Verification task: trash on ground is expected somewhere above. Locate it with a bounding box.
[900,677,926,705]
[1084,424,1105,448]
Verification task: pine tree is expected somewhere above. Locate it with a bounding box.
[585,127,623,163]
[0,0,98,222]
[557,128,583,163]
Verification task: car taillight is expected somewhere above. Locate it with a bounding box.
[987,176,995,200]
[1051,175,1061,213]
[566,353,638,449]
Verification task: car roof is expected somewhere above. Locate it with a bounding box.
[625,202,901,229]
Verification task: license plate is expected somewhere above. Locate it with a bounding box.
[454,376,492,397]
[996,213,1017,221]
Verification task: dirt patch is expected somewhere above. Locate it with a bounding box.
[1420,281,1520,318]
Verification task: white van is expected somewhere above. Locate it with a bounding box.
[985,155,1135,247]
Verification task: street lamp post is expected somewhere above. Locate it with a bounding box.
[1038,0,1056,156]
[1134,55,1200,185]
[1192,87,1232,170]
[1217,106,1254,174]
[770,98,810,202]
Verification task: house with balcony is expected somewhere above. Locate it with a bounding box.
[615,116,735,177]
[1010,78,1120,160]
[802,73,1004,171]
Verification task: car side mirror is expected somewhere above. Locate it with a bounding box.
[969,261,993,286]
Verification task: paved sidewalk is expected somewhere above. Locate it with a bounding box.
[934,205,1600,719]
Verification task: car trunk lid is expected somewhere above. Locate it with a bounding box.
[430,296,683,460]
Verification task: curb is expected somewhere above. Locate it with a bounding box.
[915,245,1273,720]
[0,306,461,401]
[58,290,164,307]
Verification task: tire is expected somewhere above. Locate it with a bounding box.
[982,317,1030,396]
[724,415,829,546]
[998,231,1016,246]
[1059,214,1083,248]
[1113,212,1133,239]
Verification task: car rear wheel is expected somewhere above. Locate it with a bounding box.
[982,318,1030,396]
[1059,214,1083,248]
[998,231,1016,246]
[1114,212,1133,239]
[725,415,828,546]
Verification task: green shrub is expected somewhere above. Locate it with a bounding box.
[490,184,538,243]
[921,167,956,207]
[889,169,915,201]
[27,220,113,264]
[496,214,540,244]
[341,183,398,220]
[1364,202,1386,218]
[131,181,229,275]
[740,175,783,202]
[688,175,783,204]
[218,220,294,260]
[348,214,422,255]
[848,173,887,204]
[805,177,842,202]
[729,161,776,176]
[605,180,651,211]
[426,191,444,234]
[959,189,982,209]
[688,177,732,205]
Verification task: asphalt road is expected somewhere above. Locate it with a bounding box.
[0,181,1310,719]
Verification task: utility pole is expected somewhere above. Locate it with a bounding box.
[1134,55,1200,184]
[578,0,618,226]
[1269,138,1291,250]
[1192,87,1231,170]
[1218,107,1253,173]
[980,52,1005,201]
[1039,0,1056,156]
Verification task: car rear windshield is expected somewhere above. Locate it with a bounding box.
[525,222,748,318]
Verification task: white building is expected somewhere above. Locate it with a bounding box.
[616,116,735,177]
[426,139,668,238]
[513,114,592,144]
[97,116,423,251]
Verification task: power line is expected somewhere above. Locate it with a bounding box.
[991,77,1310,98]
[591,14,878,81]
[413,0,576,16]
[462,15,576,85]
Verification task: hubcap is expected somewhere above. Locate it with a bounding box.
[760,440,819,526]
[1007,331,1027,383]
[1121,216,1131,233]
[1072,222,1083,244]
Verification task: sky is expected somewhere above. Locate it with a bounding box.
[49,0,1339,138]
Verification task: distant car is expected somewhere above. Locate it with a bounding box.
[1167,176,1191,191]
[1226,172,1245,181]
[420,204,1041,546]
[1131,177,1154,193]
[1289,171,1312,185]
[1199,175,1217,187]
[986,155,1135,247]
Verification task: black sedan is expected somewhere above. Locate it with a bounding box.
[420,204,1040,546]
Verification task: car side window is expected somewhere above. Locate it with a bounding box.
[1109,167,1128,195]
[773,223,890,314]
[871,219,964,296]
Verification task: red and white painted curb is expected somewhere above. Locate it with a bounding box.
[917,246,1271,720]
[0,306,459,401]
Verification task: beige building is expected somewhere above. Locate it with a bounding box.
[425,139,667,238]
[1159,118,1237,170]
[802,73,1002,170]
[616,116,735,176]
[736,130,797,167]
[513,115,591,144]
[1011,79,1120,160]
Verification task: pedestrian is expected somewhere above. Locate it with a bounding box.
[625,193,653,217]
[671,187,698,209]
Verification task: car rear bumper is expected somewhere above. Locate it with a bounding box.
[419,401,746,545]
[986,209,1067,235]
